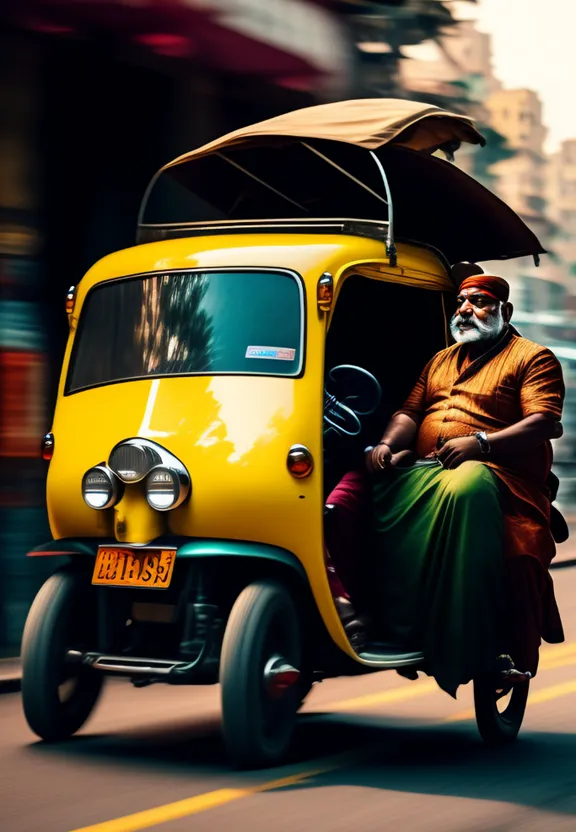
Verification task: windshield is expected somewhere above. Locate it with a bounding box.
[66,269,303,393]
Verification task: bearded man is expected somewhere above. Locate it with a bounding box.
[325,268,566,697]
[365,271,565,696]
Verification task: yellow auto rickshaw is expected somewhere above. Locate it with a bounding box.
[22,99,551,768]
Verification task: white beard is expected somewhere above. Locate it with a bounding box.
[450,305,506,344]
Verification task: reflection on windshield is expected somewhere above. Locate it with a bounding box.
[66,270,302,393]
[136,273,214,375]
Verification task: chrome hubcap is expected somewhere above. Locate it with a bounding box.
[264,655,300,699]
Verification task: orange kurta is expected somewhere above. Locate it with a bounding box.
[397,327,565,570]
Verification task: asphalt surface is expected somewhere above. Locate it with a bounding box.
[2,564,576,832]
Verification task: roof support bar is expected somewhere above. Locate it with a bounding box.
[137,167,163,237]
[369,151,397,267]
[216,152,308,214]
[301,142,388,206]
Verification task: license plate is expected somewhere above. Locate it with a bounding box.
[92,548,176,589]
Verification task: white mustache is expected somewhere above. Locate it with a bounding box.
[452,315,478,328]
[450,308,505,342]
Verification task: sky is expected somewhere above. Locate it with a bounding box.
[455,0,576,152]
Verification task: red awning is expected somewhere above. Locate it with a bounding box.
[7,0,344,86]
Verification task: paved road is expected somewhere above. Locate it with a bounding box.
[2,566,576,832]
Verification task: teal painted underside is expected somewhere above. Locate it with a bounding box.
[30,538,307,579]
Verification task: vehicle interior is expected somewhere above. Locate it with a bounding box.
[323,273,452,492]
[323,272,455,651]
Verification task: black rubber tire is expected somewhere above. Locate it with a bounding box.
[21,567,104,741]
[474,677,529,745]
[220,580,301,769]
[298,676,315,709]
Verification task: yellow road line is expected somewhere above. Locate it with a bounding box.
[69,749,369,832]
[70,641,576,830]
[527,678,576,706]
[328,679,438,711]
[540,655,576,672]
[326,641,576,715]
[540,641,576,661]
[446,678,576,723]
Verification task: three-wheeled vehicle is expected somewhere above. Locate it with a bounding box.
[22,99,554,768]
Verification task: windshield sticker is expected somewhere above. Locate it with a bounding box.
[246,346,296,361]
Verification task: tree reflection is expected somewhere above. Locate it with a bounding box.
[135,273,214,374]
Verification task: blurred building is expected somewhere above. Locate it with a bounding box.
[397,16,511,189]
[485,89,548,218]
[547,140,576,288]
[336,0,475,99]
[478,89,576,468]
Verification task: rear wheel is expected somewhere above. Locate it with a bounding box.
[220,580,301,769]
[474,677,529,745]
[21,567,104,741]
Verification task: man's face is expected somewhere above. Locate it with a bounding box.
[450,288,507,344]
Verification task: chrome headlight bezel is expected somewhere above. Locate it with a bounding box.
[82,464,123,510]
[145,464,190,512]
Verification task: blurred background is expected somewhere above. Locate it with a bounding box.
[1,0,575,658]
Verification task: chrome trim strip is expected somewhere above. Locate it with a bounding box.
[72,651,184,675]
[357,649,424,668]
[138,217,389,231]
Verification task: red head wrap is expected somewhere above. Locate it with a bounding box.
[458,274,510,303]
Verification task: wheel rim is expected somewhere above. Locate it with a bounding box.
[495,688,513,714]
[58,676,80,704]
[260,612,300,747]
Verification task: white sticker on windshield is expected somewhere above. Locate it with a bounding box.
[246,346,296,361]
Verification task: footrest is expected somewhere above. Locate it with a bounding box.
[358,643,424,668]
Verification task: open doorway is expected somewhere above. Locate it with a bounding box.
[322,273,450,652]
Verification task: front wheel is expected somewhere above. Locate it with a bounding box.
[21,567,104,741]
[220,580,301,769]
[473,677,529,745]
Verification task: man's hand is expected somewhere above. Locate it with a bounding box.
[435,436,482,469]
[366,443,392,474]
[366,445,416,474]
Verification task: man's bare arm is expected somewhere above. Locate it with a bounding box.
[379,413,420,453]
[487,413,563,455]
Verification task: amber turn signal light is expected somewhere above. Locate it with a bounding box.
[41,433,54,461]
[65,285,76,318]
[287,444,314,478]
[317,272,333,312]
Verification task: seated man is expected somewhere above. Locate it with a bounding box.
[326,271,565,697]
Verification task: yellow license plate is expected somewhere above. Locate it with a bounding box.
[92,548,176,589]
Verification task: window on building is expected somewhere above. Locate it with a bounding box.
[517,276,536,312]
[548,282,566,312]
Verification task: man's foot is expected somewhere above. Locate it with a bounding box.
[333,597,368,653]
[494,654,532,696]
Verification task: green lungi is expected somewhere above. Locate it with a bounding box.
[372,461,506,697]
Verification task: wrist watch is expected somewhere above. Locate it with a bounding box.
[474,431,491,455]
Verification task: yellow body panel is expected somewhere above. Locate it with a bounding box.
[48,233,451,661]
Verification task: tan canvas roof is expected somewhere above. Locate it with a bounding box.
[162,98,485,171]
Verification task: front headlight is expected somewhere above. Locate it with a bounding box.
[82,465,122,509]
[145,466,189,511]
